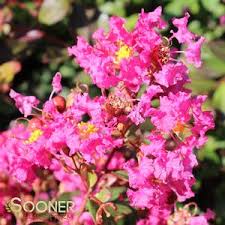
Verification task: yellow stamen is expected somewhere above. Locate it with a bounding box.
[25,129,43,144]
[173,122,185,134]
[77,122,98,139]
[114,42,132,64]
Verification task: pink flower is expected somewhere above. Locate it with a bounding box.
[220,15,225,26]
[68,37,119,89]
[132,7,165,60]
[140,133,166,157]
[149,91,192,133]
[128,85,163,125]
[107,151,125,170]
[171,13,205,68]
[124,128,200,211]
[191,97,214,147]
[137,208,169,225]
[153,63,189,88]
[185,36,205,68]
[106,16,131,41]
[9,89,39,117]
[168,205,213,225]
[136,7,166,31]
[12,162,36,183]
[50,159,86,192]
[52,72,62,93]
[119,57,145,92]
[68,7,166,92]
[204,209,215,220]
[190,215,209,225]
[171,12,195,44]
[79,212,95,225]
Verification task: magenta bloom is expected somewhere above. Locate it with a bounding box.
[172,12,195,44]
[52,72,62,94]
[185,37,205,68]
[9,89,39,117]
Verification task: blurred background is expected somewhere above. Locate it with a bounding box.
[0,0,224,224]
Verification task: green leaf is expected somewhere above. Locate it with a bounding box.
[106,203,133,217]
[86,199,98,220]
[112,170,128,181]
[131,0,146,4]
[59,64,75,79]
[201,0,225,17]
[88,171,98,188]
[0,61,21,84]
[212,82,225,113]
[208,41,225,61]
[188,20,203,36]
[95,188,111,203]
[165,0,200,16]
[125,14,138,31]
[186,74,216,94]
[101,217,117,225]
[99,1,126,16]
[56,192,77,202]
[95,185,126,203]
[109,186,126,201]
[38,0,71,25]
[75,72,92,85]
[201,46,225,78]
[197,136,221,164]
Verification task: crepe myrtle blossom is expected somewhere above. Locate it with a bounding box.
[49,72,63,99]
[0,7,215,225]
[9,89,39,117]
[52,72,62,94]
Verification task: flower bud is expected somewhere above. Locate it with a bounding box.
[62,146,70,156]
[53,95,66,113]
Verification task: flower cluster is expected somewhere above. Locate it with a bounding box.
[0,7,214,225]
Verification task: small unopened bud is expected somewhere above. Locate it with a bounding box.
[53,95,66,113]
[62,146,70,156]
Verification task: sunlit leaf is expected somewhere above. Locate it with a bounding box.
[201,0,225,17]
[165,0,200,16]
[95,188,111,203]
[112,170,128,181]
[109,186,126,201]
[208,41,225,61]
[0,61,21,84]
[106,203,133,217]
[88,171,98,188]
[99,1,126,17]
[212,82,225,113]
[125,14,138,31]
[86,199,98,220]
[197,136,221,164]
[75,72,92,85]
[38,0,71,25]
